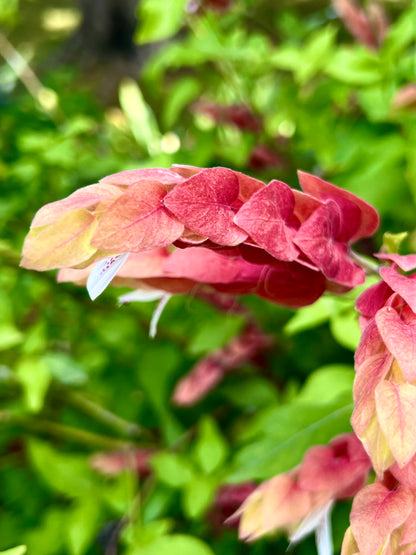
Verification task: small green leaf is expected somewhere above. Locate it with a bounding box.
[193,416,228,475]
[0,0,18,23]
[382,232,408,254]
[296,365,354,404]
[0,547,27,555]
[163,78,201,128]
[66,499,101,555]
[325,48,381,85]
[187,315,244,356]
[182,476,216,518]
[0,323,23,350]
[228,398,353,482]
[119,78,161,153]
[296,26,337,83]
[16,357,51,412]
[125,519,173,548]
[130,534,215,555]
[284,297,335,335]
[330,309,361,351]
[136,0,188,43]
[220,376,279,408]
[137,343,184,443]
[42,352,87,385]
[151,453,195,487]
[28,440,94,498]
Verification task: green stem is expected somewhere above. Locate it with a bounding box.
[350,250,380,275]
[54,388,146,439]
[0,411,137,451]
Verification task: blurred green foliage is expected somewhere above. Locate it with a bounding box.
[1,0,416,553]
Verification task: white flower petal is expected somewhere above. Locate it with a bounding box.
[315,502,333,555]
[149,293,172,338]
[87,252,130,300]
[118,289,166,304]
[289,501,333,553]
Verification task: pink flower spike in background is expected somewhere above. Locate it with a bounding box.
[236,433,371,554]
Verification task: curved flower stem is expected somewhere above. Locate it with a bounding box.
[350,250,380,275]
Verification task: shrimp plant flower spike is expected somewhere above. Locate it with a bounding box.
[21,165,416,555]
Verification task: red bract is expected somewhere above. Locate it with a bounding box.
[91,181,184,252]
[163,167,247,246]
[294,200,365,286]
[297,171,379,242]
[342,482,416,555]
[234,180,299,261]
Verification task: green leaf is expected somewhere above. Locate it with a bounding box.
[382,8,416,58]
[163,78,201,128]
[193,416,228,475]
[0,0,18,23]
[124,519,173,548]
[137,343,184,443]
[136,0,188,43]
[28,440,94,498]
[24,509,66,555]
[66,499,101,555]
[15,357,51,412]
[0,547,27,555]
[325,48,381,85]
[151,453,195,488]
[182,476,216,519]
[296,26,337,84]
[187,314,244,356]
[0,323,23,350]
[296,365,354,404]
[130,535,215,555]
[142,486,175,524]
[42,352,87,385]
[284,296,335,335]
[228,398,353,482]
[220,376,279,408]
[382,232,408,254]
[21,322,47,355]
[329,309,361,351]
[119,78,161,153]
[270,46,302,71]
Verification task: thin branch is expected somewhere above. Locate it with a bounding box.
[0,411,137,451]
[350,250,380,275]
[55,388,148,439]
[0,32,58,113]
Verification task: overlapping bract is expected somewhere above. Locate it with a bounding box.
[352,254,416,475]
[21,166,378,308]
[342,254,416,554]
[342,477,416,555]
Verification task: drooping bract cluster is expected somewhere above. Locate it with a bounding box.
[20,165,378,308]
[341,254,416,554]
[234,433,371,551]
